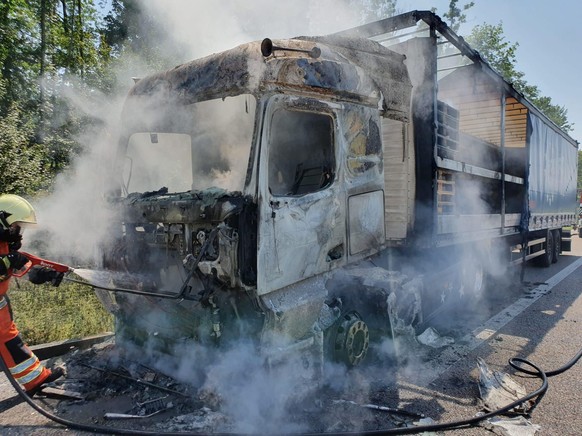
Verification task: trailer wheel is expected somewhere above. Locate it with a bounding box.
[460,260,485,299]
[551,230,560,264]
[537,231,553,268]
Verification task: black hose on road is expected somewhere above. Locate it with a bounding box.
[0,345,581,435]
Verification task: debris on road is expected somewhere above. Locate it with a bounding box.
[104,396,174,420]
[417,327,455,348]
[477,358,529,413]
[37,386,84,400]
[480,415,541,436]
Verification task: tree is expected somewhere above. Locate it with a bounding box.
[434,1,572,132]
[530,96,572,132]
[0,0,40,115]
[466,23,529,92]
[0,0,117,191]
[442,0,474,33]
[0,80,51,195]
[465,22,572,132]
[102,0,185,78]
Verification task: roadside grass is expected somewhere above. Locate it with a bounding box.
[7,279,114,345]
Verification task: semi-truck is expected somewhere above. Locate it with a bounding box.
[94,10,578,371]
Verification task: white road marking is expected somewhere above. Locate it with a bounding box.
[412,257,582,387]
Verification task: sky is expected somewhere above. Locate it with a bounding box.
[408,0,581,143]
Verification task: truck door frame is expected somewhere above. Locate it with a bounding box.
[256,95,346,295]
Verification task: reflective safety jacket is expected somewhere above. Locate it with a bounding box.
[0,241,11,295]
[0,241,51,392]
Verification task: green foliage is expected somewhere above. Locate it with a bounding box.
[443,0,474,33]
[0,0,41,112]
[8,280,113,345]
[0,82,51,195]
[466,23,527,90]
[37,0,104,80]
[0,0,119,190]
[529,95,572,132]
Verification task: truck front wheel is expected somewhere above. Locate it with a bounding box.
[331,311,370,367]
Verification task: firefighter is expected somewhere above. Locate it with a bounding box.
[0,194,64,397]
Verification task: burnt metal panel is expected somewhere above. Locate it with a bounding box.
[391,36,438,245]
[333,10,428,38]
[127,47,256,105]
[121,189,248,224]
[348,190,385,255]
[299,35,412,121]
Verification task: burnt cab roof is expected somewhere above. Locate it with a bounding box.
[124,37,411,121]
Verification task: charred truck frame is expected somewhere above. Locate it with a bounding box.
[100,11,578,371]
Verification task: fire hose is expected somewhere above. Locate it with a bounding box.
[12,252,187,299]
[13,227,219,300]
[0,340,580,435]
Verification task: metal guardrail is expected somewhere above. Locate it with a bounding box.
[29,333,114,360]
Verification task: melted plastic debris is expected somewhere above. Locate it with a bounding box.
[481,415,541,436]
[417,327,455,348]
[153,407,232,433]
[477,358,528,413]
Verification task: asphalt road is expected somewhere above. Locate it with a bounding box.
[391,234,582,435]
[0,235,581,435]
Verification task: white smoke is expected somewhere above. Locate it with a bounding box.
[26,77,123,266]
[140,0,359,60]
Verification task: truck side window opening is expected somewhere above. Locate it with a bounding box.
[344,110,382,175]
[268,109,334,196]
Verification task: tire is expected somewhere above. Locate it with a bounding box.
[551,230,560,264]
[537,231,553,268]
[460,259,486,299]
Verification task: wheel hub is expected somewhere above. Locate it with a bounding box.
[334,311,370,367]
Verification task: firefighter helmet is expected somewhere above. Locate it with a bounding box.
[0,194,37,229]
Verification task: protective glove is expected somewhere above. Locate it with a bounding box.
[0,228,22,250]
[8,240,22,251]
[28,265,64,287]
[7,252,29,269]
[0,252,28,276]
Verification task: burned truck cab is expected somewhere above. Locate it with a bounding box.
[106,36,411,363]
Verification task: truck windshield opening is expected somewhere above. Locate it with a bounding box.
[123,94,256,194]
